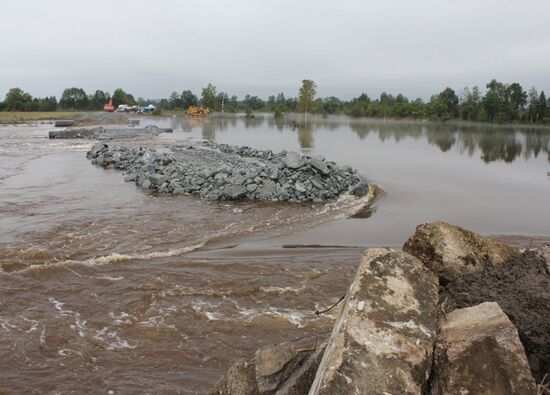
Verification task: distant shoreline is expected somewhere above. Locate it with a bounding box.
[1,110,550,130]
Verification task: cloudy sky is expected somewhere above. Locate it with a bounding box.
[1,0,549,100]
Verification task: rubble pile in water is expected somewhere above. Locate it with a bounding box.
[86,140,369,202]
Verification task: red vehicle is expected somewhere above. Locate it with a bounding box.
[103,98,114,112]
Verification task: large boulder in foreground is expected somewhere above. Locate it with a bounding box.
[403,221,520,284]
[430,302,536,395]
[210,341,326,395]
[310,248,439,395]
[441,247,550,383]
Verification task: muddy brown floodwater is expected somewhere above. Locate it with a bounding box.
[1,115,549,393]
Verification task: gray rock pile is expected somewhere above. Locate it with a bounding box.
[49,125,172,140]
[86,140,369,202]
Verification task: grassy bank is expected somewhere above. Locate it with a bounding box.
[0,111,82,125]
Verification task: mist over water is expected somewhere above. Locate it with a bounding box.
[0,115,549,393]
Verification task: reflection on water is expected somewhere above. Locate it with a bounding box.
[348,119,549,163]
[153,114,550,163]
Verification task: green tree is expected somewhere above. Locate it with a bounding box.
[112,88,136,107]
[180,90,198,109]
[460,86,481,121]
[527,87,539,123]
[537,91,547,122]
[59,87,88,110]
[428,87,458,120]
[298,79,317,120]
[243,94,265,111]
[323,96,344,114]
[169,92,182,109]
[36,96,58,111]
[266,95,276,111]
[158,98,170,110]
[348,93,370,118]
[506,82,527,121]
[392,94,410,118]
[379,92,394,118]
[200,83,217,109]
[3,88,33,111]
[227,95,239,112]
[439,87,459,117]
[89,90,110,110]
[483,79,507,122]
[409,98,427,119]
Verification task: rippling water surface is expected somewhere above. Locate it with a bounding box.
[1,115,549,393]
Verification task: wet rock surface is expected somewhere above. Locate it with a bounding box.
[209,359,259,395]
[310,248,439,395]
[49,125,172,140]
[212,228,545,394]
[403,221,521,284]
[86,140,367,202]
[430,302,536,395]
[440,247,550,382]
[209,341,326,395]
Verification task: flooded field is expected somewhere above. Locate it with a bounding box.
[1,115,549,393]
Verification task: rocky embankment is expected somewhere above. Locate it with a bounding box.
[86,141,369,202]
[49,125,172,140]
[211,222,549,394]
[49,112,172,140]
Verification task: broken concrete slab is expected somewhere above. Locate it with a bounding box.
[310,248,439,395]
[430,302,536,395]
[403,221,521,284]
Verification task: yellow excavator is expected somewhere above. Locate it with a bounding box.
[186,106,210,117]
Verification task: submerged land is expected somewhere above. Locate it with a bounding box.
[43,114,550,392]
[0,111,549,393]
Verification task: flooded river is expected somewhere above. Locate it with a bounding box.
[1,115,549,393]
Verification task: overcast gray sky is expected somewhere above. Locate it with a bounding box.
[1,0,549,100]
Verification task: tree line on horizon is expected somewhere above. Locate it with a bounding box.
[0,79,548,124]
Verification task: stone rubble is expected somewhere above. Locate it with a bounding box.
[86,140,369,202]
[49,125,172,140]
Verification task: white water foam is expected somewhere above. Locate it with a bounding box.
[260,286,307,295]
[94,327,137,350]
[21,316,40,333]
[19,241,206,274]
[86,241,206,265]
[0,317,18,332]
[48,298,86,337]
